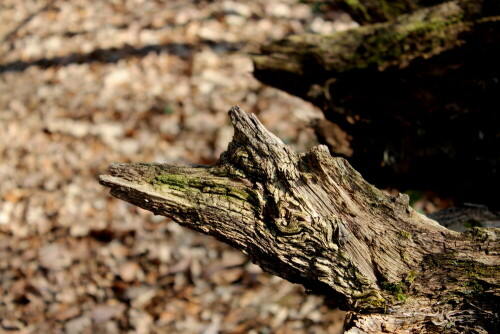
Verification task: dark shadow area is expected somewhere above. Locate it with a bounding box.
[0,40,245,74]
[254,21,500,209]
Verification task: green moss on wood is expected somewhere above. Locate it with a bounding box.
[256,2,471,76]
[429,254,500,278]
[380,270,418,303]
[152,172,260,207]
[399,230,411,240]
[405,270,417,284]
[345,0,371,22]
[381,281,408,302]
[353,290,386,311]
[345,9,465,70]
[462,279,485,296]
[153,174,192,190]
[340,0,436,24]
[425,252,499,302]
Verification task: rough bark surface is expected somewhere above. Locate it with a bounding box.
[100,107,499,333]
[252,0,500,207]
[307,0,450,24]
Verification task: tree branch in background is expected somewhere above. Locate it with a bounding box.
[252,0,500,207]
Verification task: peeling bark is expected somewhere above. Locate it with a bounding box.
[100,107,499,333]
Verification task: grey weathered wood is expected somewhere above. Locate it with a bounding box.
[100,106,499,333]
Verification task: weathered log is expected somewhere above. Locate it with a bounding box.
[305,0,449,24]
[252,0,500,207]
[100,107,499,333]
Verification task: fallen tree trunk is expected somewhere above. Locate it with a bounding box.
[304,0,450,24]
[100,107,499,333]
[252,0,500,207]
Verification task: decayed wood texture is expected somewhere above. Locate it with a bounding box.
[252,0,500,207]
[100,107,499,333]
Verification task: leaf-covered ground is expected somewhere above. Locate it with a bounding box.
[0,1,360,333]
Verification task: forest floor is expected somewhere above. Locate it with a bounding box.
[0,1,366,333]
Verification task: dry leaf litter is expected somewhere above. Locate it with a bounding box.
[0,1,357,333]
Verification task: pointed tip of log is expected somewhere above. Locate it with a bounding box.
[104,161,162,184]
[98,162,164,194]
[227,105,285,148]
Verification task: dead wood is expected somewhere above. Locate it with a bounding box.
[100,106,499,333]
[252,0,500,207]
[304,0,451,24]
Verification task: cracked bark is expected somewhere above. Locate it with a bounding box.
[100,106,499,333]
